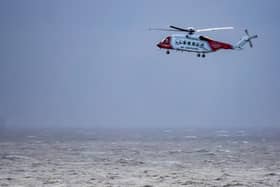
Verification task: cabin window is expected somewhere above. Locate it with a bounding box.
[192,42,195,46]
[188,41,191,45]
[183,41,186,45]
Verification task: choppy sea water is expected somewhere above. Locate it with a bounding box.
[0,128,280,186]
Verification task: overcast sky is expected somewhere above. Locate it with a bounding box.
[0,0,279,129]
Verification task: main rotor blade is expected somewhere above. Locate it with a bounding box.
[150,26,234,33]
[148,28,183,32]
[169,25,193,32]
[196,27,234,32]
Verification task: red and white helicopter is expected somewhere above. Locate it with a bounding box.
[151,26,258,57]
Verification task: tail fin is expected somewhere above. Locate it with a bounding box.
[234,29,258,49]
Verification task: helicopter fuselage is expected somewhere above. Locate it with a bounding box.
[157,34,233,56]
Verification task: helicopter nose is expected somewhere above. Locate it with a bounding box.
[157,42,161,48]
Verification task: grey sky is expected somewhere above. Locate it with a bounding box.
[0,0,279,128]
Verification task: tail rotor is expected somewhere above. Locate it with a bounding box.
[245,29,258,48]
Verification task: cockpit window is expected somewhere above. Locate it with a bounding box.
[161,37,170,44]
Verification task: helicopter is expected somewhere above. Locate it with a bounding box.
[150,26,258,57]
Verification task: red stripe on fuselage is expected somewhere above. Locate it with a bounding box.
[200,36,233,51]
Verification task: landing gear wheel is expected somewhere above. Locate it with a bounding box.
[197,53,201,57]
[202,53,205,58]
[166,50,170,55]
